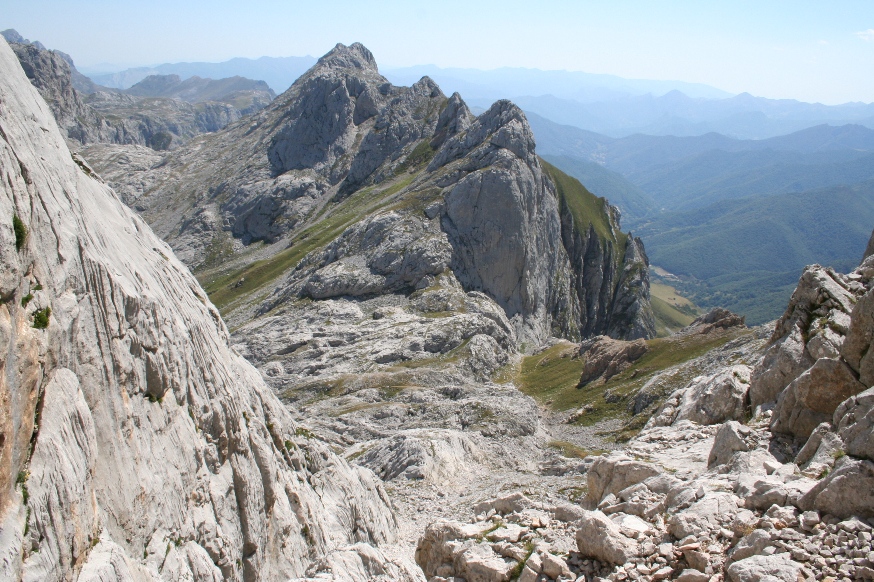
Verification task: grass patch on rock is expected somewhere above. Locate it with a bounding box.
[548,440,607,459]
[516,329,752,435]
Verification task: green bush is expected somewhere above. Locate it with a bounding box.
[12,214,27,251]
[32,307,50,329]
[20,293,33,307]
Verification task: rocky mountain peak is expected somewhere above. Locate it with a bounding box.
[316,41,379,73]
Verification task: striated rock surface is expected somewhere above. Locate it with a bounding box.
[0,38,411,581]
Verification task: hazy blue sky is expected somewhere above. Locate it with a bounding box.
[2,0,872,104]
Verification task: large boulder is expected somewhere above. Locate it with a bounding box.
[663,366,751,427]
[798,457,874,518]
[575,510,639,565]
[726,554,802,582]
[795,422,845,477]
[770,357,865,439]
[708,421,752,467]
[587,455,662,504]
[834,386,874,461]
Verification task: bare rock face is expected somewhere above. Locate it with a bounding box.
[749,265,859,409]
[575,510,639,565]
[841,274,874,387]
[0,39,408,581]
[708,421,752,467]
[685,307,745,335]
[771,357,866,438]
[650,365,752,428]
[798,457,874,519]
[834,386,874,462]
[577,335,648,386]
[586,454,662,505]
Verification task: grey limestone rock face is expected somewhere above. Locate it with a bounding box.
[834,386,874,462]
[605,235,656,340]
[650,365,752,428]
[574,510,640,565]
[798,457,874,518]
[0,38,408,581]
[749,265,859,409]
[708,420,752,467]
[437,100,579,345]
[841,275,874,387]
[586,454,662,504]
[770,357,865,439]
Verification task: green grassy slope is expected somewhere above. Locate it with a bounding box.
[542,154,656,221]
[638,181,874,323]
[540,159,628,258]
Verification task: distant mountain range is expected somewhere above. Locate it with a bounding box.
[499,92,874,139]
[77,53,874,140]
[84,55,317,94]
[382,64,734,101]
[535,116,874,323]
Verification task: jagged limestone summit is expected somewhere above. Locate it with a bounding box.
[80,42,655,350]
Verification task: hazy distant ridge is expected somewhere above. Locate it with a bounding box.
[87,55,317,93]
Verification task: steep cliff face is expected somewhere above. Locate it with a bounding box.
[81,43,653,345]
[545,160,655,340]
[0,39,410,582]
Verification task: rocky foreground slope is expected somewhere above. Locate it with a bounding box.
[411,244,874,582]
[0,38,417,581]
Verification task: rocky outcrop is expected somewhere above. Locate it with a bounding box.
[770,357,865,438]
[648,365,752,428]
[575,510,640,565]
[749,264,859,410]
[684,307,746,335]
[577,336,648,386]
[0,38,410,581]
